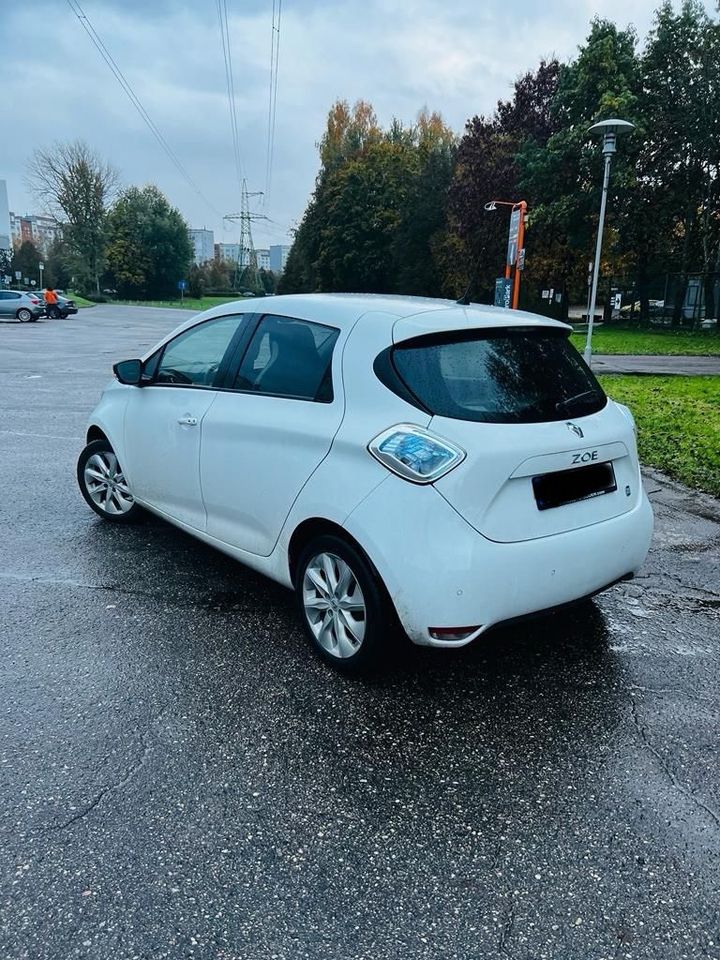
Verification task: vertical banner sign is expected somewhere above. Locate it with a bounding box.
[506,207,522,267]
[494,277,512,308]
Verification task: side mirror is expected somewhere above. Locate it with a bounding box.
[113,358,144,386]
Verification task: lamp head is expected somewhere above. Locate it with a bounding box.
[589,118,634,155]
[588,118,635,137]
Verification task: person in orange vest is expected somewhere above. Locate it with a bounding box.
[44,286,60,319]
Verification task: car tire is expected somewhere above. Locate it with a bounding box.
[77,439,143,524]
[17,308,33,322]
[295,533,397,672]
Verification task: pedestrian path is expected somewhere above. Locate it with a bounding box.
[592,354,720,375]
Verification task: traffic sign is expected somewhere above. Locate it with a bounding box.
[177,280,188,291]
[15,271,21,281]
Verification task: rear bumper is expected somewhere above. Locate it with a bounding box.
[343,476,653,647]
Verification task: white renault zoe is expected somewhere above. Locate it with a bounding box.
[78,294,653,670]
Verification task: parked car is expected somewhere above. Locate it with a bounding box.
[37,291,79,318]
[77,294,653,672]
[0,289,44,322]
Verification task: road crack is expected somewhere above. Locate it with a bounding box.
[46,705,170,833]
[629,696,720,830]
[498,901,516,956]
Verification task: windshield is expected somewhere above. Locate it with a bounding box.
[391,327,606,424]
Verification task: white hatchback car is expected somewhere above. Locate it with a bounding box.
[78,294,653,670]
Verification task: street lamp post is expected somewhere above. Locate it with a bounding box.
[583,118,634,366]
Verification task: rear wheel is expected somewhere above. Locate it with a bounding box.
[295,534,396,672]
[77,439,142,523]
[17,308,32,322]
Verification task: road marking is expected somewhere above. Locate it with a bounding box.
[0,429,82,442]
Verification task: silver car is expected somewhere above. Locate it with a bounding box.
[0,289,44,322]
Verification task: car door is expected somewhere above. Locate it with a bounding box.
[0,292,18,317]
[122,313,247,530]
[200,314,343,556]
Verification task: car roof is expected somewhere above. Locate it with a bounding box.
[198,292,570,338]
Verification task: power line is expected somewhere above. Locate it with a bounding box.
[216,0,246,195]
[264,0,282,208]
[65,0,223,219]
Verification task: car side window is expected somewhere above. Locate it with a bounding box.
[154,315,244,388]
[233,315,340,401]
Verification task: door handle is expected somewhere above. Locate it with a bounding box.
[177,416,198,426]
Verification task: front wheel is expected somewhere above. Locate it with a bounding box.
[295,534,396,672]
[17,308,33,322]
[77,439,143,523]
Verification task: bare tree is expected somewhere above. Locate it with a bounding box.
[26,140,119,293]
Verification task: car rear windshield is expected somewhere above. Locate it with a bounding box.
[390,327,607,424]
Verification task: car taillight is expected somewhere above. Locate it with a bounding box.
[368,424,465,483]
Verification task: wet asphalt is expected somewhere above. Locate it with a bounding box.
[1,305,719,960]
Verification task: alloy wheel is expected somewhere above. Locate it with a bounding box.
[83,451,134,515]
[302,552,366,658]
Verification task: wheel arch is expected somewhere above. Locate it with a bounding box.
[86,425,109,444]
[287,517,382,589]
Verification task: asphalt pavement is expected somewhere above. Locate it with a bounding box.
[592,355,720,375]
[1,305,719,960]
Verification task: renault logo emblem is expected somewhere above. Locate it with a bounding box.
[567,422,584,439]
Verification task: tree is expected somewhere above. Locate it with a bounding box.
[0,248,11,284]
[441,60,560,301]
[105,185,193,299]
[280,101,455,295]
[26,140,119,294]
[391,110,456,297]
[517,23,641,302]
[639,1,720,322]
[10,241,41,286]
[43,238,73,289]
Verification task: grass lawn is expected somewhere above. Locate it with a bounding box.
[599,375,720,497]
[67,292,97,308]
[570,326,720,356]
[111,295,243,311]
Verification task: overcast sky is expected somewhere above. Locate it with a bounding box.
[1,0,713,249]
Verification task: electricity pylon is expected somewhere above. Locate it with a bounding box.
[223,180,267,292]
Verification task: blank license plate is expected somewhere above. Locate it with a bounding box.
[532,461,617,511]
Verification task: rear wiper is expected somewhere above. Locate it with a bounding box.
[555,390,598,414]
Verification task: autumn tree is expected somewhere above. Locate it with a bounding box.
[280,101,455,295]
[26,140,119,294]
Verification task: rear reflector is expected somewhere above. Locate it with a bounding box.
[428,625,481,642]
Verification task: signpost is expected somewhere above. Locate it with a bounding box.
[177,279,188,302]
[38,261,44,290]
[15,271,21,282]
[485,199,527,310]
[494,277,512,309]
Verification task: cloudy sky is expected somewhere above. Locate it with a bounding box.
[1,0,711,249]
